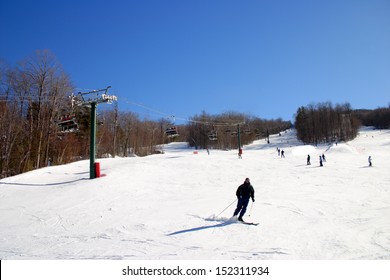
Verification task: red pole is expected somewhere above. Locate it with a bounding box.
[94,162,101,178]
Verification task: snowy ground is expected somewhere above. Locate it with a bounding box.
[0,127,389,260]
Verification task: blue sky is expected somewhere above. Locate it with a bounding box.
[1,0,389,123]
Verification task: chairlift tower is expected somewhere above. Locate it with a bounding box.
[237,124,242,151]
[236,122,246,157]
[76,86,117,179]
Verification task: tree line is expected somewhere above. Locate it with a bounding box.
[354,106,390,129]
[294,102,390,145]
[186,111,291,150]
[294,102,360,144]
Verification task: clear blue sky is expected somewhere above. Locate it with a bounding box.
[1,0,389,123]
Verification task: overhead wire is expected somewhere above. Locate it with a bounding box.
[119,96,246,127]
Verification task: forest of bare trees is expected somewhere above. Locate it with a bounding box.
[354,106,390,129]
[186,111,291,150]
[0,51,75,177]
[0,51,178,178]
[294,102,360,145]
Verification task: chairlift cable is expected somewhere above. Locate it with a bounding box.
[121,97,246,127]
[3,93,246,127]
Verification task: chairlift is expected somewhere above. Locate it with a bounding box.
[56,94,80,134]
[225,128,237,136]
[243,124,252,135]
[56,115,79,134]
[165,126,179,138]
[208,130,218,141]
[97,114,105,126]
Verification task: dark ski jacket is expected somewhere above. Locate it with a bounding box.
[236,182,255,201]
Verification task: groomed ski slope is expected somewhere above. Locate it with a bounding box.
[0,127,389,260]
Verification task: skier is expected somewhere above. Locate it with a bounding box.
[281,150,285,158]
[319,155,323,167]
[322,154,326,162]
[307,154,311,165]
[238,148,243,159]
[233,178,255,222]
[368,156,372,167]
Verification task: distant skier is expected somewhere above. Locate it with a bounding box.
[319,155,323,167]
[238,148,243,159]
[233,178,255,222]
[281,150,285,158]
[322,154,326,162]
[277,148,280,156]
[368,156,372,167]
[307,154,311,165]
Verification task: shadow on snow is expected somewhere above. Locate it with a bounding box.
[166,220,235,236]
[0,177,88,187]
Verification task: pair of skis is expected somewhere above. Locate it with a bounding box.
[216,198,259,225]
[239,221,259,226]
[231,216,259,226]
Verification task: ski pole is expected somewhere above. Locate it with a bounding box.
[216,198,237,218]
[248,201,254,217]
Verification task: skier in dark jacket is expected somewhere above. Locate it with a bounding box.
[233,178,255,222]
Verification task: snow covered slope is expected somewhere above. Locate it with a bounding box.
[0,128,389,260]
